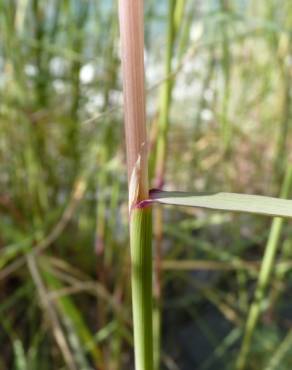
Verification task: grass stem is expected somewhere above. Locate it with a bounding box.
[236,164,292,370]
[118,1,153,369]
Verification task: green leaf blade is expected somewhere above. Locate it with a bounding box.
[150,191,292,219]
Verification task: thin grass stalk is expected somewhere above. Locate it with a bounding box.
[265,327,292,370]
[95,155,108,367]
[33,0,47,107]
[1,1,27,100]
[152,3,176,367]
[42,262,103,368]
[177,0,193,61]
[273,37,292,180]
[200,328,241,370]
[152,0,176,187]
[219,0,231,154]
[95,3,119,289]
[70,1,89,170]
[151,2,185,368]
[194,52,215,138]
[70,2,89,119]
[95,45,118,337]
[102,3,118,112]
[27,255,78,370]
[236,164,292,370]
[268,237,292,316]
[108,181,123,370]
[118,1,153,369]
[47,0,61,43]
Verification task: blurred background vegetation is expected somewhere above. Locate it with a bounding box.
[1,0,292,369]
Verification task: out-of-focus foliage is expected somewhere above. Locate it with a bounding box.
[1,0,292,369]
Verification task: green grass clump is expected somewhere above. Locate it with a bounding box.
[1,1,292,369]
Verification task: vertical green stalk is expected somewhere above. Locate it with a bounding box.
[152,3,176,368]
[70,1,89,170]
[220,0,231,154]
[118,1,153,369]
[193,52,215,138]
[265,327,292,370]
[236,164,292,370]
[150,2,185,368]
[130,207,153,370]
[273,36,292,180]
[150,0,186,183]
[152,0,176,186]
[102,3,118,112]
[32,0,47,107]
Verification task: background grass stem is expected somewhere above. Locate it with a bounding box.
[236,164,292,370]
